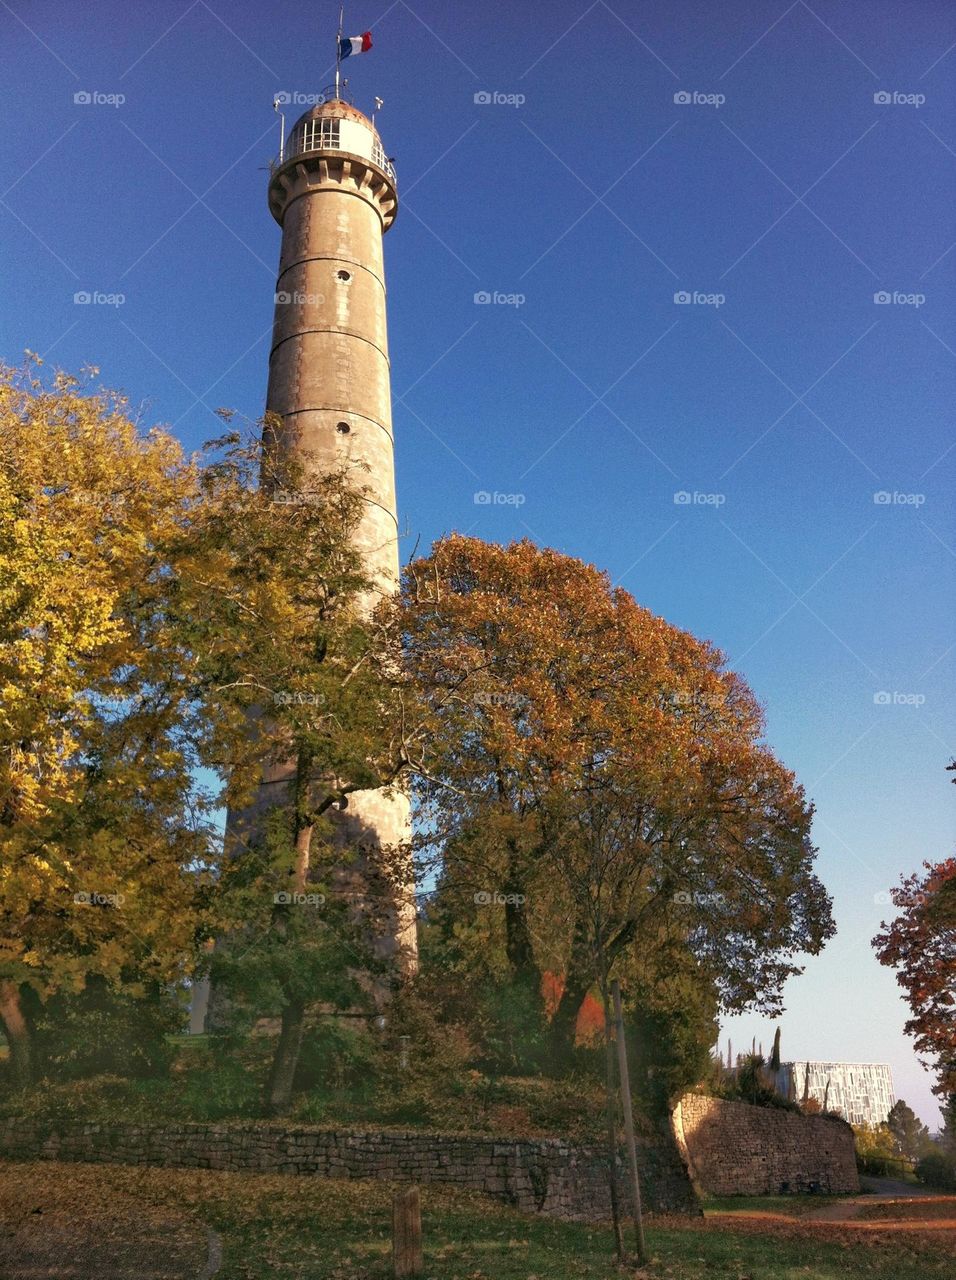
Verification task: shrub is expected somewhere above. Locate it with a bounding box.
[178,1051,262,1120]
[473,979,550,1076]
[361,982,476,1126]
[916,1150,956,1190]
[627,996,718,1113]
[721,1053,800,1112]
[30,980,183,1081]
[292,1018,379,1096]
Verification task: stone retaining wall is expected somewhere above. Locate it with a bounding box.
[673,1093,859,1196]
[0,1119,698,1221]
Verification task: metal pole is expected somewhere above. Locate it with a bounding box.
[611,979,648,1265]
[335,5,344,99]
[274,100,285,166]
[602,995,625,1262]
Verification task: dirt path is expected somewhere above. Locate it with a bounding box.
[802,1176,953,1225]
[702,1177,956,1237]
[857,1174,949,1198]
[707,1181,956,1240]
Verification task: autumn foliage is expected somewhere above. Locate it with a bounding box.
[0,364,413,1099]
[2,364,839,1117]
[401,535,834,1065]
[874,855,956,1098]
[0,362,212,1082]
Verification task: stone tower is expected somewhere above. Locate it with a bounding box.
[231,93,416,970]
[266,96,400,592]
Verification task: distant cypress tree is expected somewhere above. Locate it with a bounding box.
[770,1027,781,1073]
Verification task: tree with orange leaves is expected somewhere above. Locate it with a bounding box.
[402,535,834,1061]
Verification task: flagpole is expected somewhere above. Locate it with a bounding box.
[335,5,344,99]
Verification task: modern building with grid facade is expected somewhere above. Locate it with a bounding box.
[777,1061,895,1125]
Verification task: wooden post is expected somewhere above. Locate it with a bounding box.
[611,980,648,1266]
[392,1186,423,1278]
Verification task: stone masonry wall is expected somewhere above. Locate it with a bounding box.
[0,1119,698,1222]
[673,1093,859,1196]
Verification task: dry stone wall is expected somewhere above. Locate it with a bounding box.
[0,1119,698,1221]
[673,1093,859,1196]
[0,1096,857,1210]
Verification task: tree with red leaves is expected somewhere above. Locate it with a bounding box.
[873,853,956,1099]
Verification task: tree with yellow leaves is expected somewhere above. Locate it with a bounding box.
[0,360,213,1083]
[0,362,420,1107]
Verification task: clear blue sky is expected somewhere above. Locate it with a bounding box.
[2,1,953,1127]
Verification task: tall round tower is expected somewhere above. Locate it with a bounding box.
[266,97,400,592]
[242,94,415,969]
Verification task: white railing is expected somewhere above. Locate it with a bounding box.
[272,137,396,182]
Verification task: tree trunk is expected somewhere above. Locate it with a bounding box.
[612,979,648,1265]
[547,914,593,1061]
[264,997,306,1115]
[0,980,32,1086]
[263,778,314,1115]
[548,910,639,1062]
[503,838,543,1026]
[503,859,535,975]
[494,771,539,990]
[548,970,593,1060]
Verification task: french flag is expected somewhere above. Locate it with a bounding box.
[339,31,372,59]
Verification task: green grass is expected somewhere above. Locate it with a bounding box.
[2,1161,951,1280]
[0,1037,609,1139]
[701,1193,852,1217]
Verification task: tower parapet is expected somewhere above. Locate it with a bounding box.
[268,96,397,229]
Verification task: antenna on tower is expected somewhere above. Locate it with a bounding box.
[273,97,286,166]
[335,5,344,100]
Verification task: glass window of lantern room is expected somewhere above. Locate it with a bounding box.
[307,118,339,150]
[294,118,339,155]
